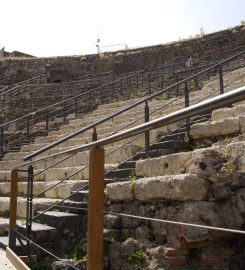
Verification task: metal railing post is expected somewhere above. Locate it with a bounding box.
[9,170,19,250]
[87,147,105,270]
[219,66,224,94]
[92,127,97,142]
[0,126,3,157]
[144,101,150,158]
[26,165,34,256]
[184,82,190,135]
[136,72,139,88]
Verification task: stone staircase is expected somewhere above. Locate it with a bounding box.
[0,66,244,268]
[105,100,245,269]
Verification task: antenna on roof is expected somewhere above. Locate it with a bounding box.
[96,28,101,54]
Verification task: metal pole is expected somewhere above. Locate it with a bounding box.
[219,66,224,94]
[26,165,34,255]
[184,82,190,135]
[92,127,97,142]
[144,101,150,158]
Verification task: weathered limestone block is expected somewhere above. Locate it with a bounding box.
[186,142,245,183]
[107,182,134,202]
[151,208,167,241]
[234,104,245,116]
[136,152,191,177]
[105,144,141,163]
[239,115,245,132]
[211,108,234,121]
[191,117,240,139]
[134,174,208,202]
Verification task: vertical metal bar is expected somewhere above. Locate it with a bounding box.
[45,110,49,131]
[87,147,105,270]
[219,66,224,94]
[27,115,30,140]
[9,170,18,249]
[0,126,3,157]
[184,82,190,135]
[26,165,34,256]
[144,101,150,158]
[136,72,139,88]
[92,127,97,142]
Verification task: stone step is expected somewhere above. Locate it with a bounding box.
[107,173,208,203]
[118,161,137,169]
[149,140,182,151]
[36,211,82,228]
[211,103,245,121]
[191,116,244,139]
[17,222,59,243]
[106,168,134,179]
[0,179,89,199]
[0,197,62,218]
[0,236,28,256]
[133,149,175,161]
[70,190,89,202]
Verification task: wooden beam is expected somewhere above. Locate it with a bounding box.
[9,170,18,248]
[87,147,105,270]
[6,247,31,270]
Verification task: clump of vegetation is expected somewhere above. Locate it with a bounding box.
[27,258,52,270]
[128,248,145,270]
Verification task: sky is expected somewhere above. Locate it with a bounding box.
[0,0,244,57]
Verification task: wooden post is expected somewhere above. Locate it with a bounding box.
[9,170,18,249]
[87,147,105,270]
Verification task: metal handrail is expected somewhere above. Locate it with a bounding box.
[0,74,46,95]
[0,71,140,128]
[23,49,245,161]
[15,85,245,168]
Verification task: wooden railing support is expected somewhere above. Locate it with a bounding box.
[87,147,105,270]
[9,170,18,249]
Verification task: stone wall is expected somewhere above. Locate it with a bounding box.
[105,142,245,269]
[0,25,245,84]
